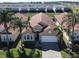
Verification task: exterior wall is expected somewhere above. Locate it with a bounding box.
[1,34,15,42]
[22,33,35,41]
[73,31,79,41]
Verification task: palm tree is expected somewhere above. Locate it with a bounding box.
[0,9,17,31]
[0,9,18,57]
[62,12,79,43]
[0,9,17,46]
[10,17,29,48]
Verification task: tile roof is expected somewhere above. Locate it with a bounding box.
[15,13,28,22]
[55,13,79,31]
[55,12,69,29]
[55,12,68,24]
[30,12,56,31]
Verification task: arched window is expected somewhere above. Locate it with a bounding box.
[31,35,32,40]
[9,38,11,41]
[4,37,5,41]
[27,35,29,40]
[24,35,26,40]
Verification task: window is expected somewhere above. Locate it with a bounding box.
[4,37,5,41]
[9,38,11,41]
[24,35,26,40]
[27,35,29,40]
[30,35,32,40]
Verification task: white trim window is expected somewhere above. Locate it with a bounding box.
[1,34,14,42]
[22,34,34,41]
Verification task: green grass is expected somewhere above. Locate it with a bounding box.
[0,50,6,58]
[10,48,20,58]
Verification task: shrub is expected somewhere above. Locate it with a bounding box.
[0,50,6,58]
[10,48,20,58]
[32,49,42,58]
[24,48,32,57]
[24,48,42,58]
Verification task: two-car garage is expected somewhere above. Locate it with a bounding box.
[40,36,58,43]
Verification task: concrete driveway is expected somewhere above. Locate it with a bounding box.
[42,42,62,58]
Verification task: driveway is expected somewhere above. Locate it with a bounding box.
[42,42,62,58]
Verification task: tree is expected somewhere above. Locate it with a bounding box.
[10,17,29,48]
[0,9,18,57]
[0,9,17,46]
[62,12,79,43]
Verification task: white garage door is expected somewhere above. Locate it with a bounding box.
[41,36,58,42]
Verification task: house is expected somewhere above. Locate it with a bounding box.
[0,24,19,48]
[55,13,79,44]
[29,13,58,43]
[73,23,79,44]
[0,13,28,48]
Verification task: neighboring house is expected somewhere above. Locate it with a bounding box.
[0,13,28,47]
[0,28,19,42]
[30,13,58,43]
[73,23,79,43]
[55,13,79,43]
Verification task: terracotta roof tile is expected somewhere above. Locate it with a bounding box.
[55,12,68,24]
[30,12,56,30]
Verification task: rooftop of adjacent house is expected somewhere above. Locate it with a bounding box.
[15,13,28,22]
[55,12,68,24]
[55,13,79,31]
